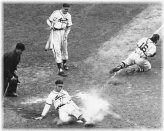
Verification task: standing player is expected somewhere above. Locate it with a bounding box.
[35,80,91,127]
[109,34,160,74]
[45,3,72,77]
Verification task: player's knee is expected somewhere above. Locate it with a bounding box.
[60,118,69,123]
[145,63,151,71]
[145,66,151,72]
[60,115,72,123]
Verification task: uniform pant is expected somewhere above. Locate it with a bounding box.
[4,76,18,95]
[46,30,68,63]
[58,101,82,123]
[123,52,151,71]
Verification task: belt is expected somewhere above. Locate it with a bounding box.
[56,100,71,110]
[135,50,147,59]
[53,28,65,31]
[56,104,65,110]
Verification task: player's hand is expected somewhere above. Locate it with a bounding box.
[64,36,67,41]
[46,26,53,30]
[35,116,44,120]
[50,26,54,30]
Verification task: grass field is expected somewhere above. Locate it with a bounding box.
[3,2,163,129]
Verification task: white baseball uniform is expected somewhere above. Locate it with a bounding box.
[45,9,72,63]
[123,37,156,71]
[45,89,82,122]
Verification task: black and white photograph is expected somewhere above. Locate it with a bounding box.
[1,0,163,129]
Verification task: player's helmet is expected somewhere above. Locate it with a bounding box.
[150,34,160,44]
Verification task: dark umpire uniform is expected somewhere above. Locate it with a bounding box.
[3,43,25,97]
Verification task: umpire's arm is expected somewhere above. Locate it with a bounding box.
[3,54,13,79]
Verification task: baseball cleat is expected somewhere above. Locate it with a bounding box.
[63,65,69,70]
[58,71,67,77]
[109,67,120,74]
[109,69,115,74]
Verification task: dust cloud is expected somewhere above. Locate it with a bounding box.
[75,89,120,124]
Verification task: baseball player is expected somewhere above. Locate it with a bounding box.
[109,34,160,74]
[45,3,72,77]
[35,80,90,127]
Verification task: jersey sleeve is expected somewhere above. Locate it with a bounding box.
[146,45,156,57]
[46,92,54,105]
[67,14,72,27]
[48,11,58,23]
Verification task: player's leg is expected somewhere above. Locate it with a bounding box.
[52,31,67,77]
[57,106,77,125]
[67,101,89,125]
[52,45,63,73]
[110,52,137,74]
[45,32,52,51]
[5,79,18,97]
[4,77,9,95]
[78,114,95,127]
[58,102,83,124]
[61,33,69,70]
[109,62,126,74]
[135,58,151,72]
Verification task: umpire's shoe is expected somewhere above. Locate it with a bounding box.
[58,71,67,77]
[6,92,18,97]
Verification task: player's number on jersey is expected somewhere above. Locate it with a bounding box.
[139,43,148,53]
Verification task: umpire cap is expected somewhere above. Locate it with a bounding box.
[55,80,63,85]
[16,43,25,51]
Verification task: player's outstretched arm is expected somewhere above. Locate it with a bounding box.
[35,103,51,120]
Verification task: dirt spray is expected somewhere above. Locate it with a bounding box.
[75,89,120,124]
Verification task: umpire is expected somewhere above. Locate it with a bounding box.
[3,43,25,97]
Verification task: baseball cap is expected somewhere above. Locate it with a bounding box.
[152,34,160,40]
[55,80,63,85]
[63,3,70,8]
